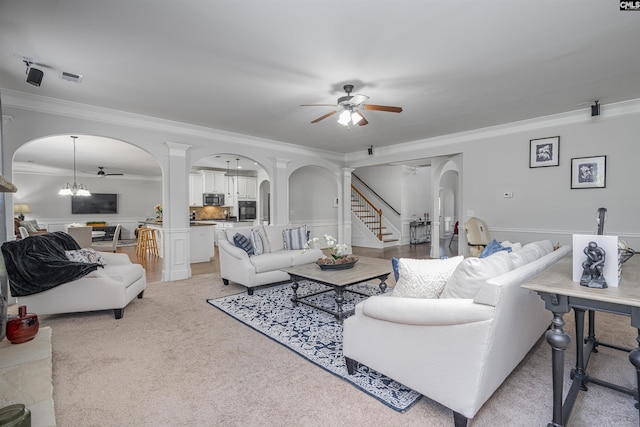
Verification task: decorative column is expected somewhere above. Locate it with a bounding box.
[162,141,191,281]
[272,158,290,225]
[341,168,354,248]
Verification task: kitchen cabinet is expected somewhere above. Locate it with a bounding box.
[189,173,203,206]
[214,172,227,194]
[237,176,257,199]
[200,170,228,194]
[223,177,235,207]
[201,170,215,193]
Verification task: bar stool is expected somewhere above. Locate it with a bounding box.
[136,227,159,258]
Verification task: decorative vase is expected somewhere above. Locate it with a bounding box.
[6,305,39,344]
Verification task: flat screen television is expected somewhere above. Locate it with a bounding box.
[71,193,118,214]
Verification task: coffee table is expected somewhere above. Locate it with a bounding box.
[281,256,391,323]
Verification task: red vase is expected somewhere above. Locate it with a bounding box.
[6,305,39,344]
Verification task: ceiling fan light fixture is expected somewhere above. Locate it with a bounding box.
[338,110,352,126]
[351,111,363,125]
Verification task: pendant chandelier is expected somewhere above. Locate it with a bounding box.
[226,160,231,197]
[58,136,91,196]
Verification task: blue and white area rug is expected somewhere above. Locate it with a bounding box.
[207,282,421,412]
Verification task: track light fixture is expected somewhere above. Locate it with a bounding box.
[591,100,600,117]
[24,60,43,87]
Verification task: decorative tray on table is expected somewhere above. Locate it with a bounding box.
[316,256,359,270]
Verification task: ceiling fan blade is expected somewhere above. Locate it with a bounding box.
[362,104,403,113]
[106,173,124,176]
[311,110,338,123]
[300,104,338,107]
[357,111,369,126]
[349,94,369,106]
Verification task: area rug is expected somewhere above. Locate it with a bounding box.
[207,282,422,412]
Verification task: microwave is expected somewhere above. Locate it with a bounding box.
[203,193,225,206]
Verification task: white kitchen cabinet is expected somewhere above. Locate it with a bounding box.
[189,173,203,206]
[237,176,257,199]
[201,170,215,193]
[213,172,227,194]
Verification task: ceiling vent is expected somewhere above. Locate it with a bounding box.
[60,71,83,83]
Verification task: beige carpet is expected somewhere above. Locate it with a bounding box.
[39,273,639,426]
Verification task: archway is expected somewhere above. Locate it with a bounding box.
[430,156,461,258]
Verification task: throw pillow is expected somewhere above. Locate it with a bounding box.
[391,257,400,282]
[233,233,254,255]
[282,225,308,250]
[501,240,522,251]
[479,239,512,258]
[64,248,106,265]
[21,220,39,233]
[250,229,265,255]
[440,251,513,299]
[392,256,464,299]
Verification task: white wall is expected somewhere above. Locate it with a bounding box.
[404,166,431,220]
[289,166,338,238]
[462,114,639,246]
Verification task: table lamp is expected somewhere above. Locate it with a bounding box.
[14,204,31,221]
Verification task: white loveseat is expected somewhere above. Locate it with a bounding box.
[343,240,570,427]
[217,224,324,295]
[13,251,146,319]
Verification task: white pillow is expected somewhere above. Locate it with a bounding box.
[65,248,106,265]
[440,251,513,299]
[392,256,464,299]
[250,228,265,255]
[501,240,522,251]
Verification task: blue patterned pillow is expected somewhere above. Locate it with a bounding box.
[233,233,254,255]
[250,229,265,255]
[391,257,400,282]
[282,225,308,250]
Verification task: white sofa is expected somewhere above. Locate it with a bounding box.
[13,251,146,319]
[343,240,570,427]
[217,224,324,295]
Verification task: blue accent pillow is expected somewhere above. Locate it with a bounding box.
[391,257,400,282]
[233,233,254,255]
[479,239,512,258]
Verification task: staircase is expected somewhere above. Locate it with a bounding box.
[351,186,399,245]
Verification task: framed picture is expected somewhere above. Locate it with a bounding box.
[571,155,606,189]
[529,136,560,168]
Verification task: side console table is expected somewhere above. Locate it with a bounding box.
[409,220,431,244]
[522,253,640,427]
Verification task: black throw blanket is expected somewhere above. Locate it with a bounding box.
[1,231,103,297]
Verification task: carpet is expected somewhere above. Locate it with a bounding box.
[207,282,422,412]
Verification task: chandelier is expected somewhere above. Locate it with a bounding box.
[58,136,91,196]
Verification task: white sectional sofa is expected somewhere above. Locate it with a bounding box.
[14,251,146,319]
[217,224,324,295]
[343,240,570,427]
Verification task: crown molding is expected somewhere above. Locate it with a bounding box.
[0,89,345,163]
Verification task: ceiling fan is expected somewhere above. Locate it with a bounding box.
[301,84,403,127]
[96,166,124,178]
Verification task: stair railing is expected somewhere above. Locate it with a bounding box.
[351,185,383,240]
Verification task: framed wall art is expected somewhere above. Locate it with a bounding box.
[529,136,560,168]
[571,155,606,189]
